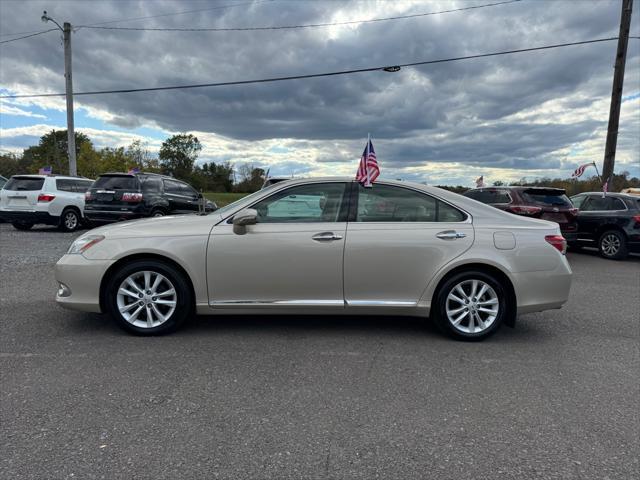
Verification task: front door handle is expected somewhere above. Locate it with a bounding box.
[436,230,467,240]
[312,232,343,242]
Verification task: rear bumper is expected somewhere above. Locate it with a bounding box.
[0,210,59,225]
[84,208,145,223]
[514,255,572,315]
[561,232,578,242]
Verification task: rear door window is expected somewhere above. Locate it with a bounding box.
[56,179,75,192]
[521,190,572,207]
[609,198,626,210]
[163,179,184,195]
[4,177,45,191]
[582,196,608,211]
[141,176,163,193]
[93,175,139,190]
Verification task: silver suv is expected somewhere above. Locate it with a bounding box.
[0,175,94,232]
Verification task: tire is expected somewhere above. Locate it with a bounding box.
[12,222,34,231]
[59,208,81,232]
[151,208,165,217]
[433,270,509,341]
[104,259,193,335]
[598,230,628,260]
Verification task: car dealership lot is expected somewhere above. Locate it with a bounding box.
[1,223,638,479]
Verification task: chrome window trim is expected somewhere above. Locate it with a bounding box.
[582,195,629,213]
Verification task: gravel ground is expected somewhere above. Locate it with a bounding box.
[1,223,639,480]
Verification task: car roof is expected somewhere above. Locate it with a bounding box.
[466,186,566,192]
[10,174,90,180]
[100,172,177,180]
[571,191,633,198]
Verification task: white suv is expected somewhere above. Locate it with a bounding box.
[0,175,94,232]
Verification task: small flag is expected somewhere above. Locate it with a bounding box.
[356,138,379,187]
[602,177,610,197]
[128,167,140,174]
[571,162,594,179]
[38,166,52,175]
[264,168,270,180]
[475,176,485,188]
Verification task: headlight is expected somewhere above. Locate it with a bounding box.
[67,235,105,254]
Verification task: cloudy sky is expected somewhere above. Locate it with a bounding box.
[1,0,639,185]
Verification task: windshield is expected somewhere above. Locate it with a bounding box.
[214,183,281,217]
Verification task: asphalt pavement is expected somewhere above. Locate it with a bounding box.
[1,223,639,480]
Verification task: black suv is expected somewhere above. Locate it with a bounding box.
[84,173,217,224]
[569,192,640,259]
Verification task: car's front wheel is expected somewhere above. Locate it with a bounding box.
[599,230,628,260]
[433,271,508,341]
[104,259,193,335]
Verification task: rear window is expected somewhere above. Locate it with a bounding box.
[92,175,139,190]
[465,189,511,204]
[521,190,572,207]
[4,177,45,191]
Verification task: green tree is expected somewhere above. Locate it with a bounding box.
[158,134,202,180]
[234,165,266,193]
[22,130,91,174]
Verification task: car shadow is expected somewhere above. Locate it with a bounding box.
[568,246,640,262]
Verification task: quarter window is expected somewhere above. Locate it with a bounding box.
[356,184,465,222]
[252,183,347,223]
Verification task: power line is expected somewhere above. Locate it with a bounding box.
[0,0,274,36]
[78,0,522,32]
[0,29,58,45]
[0,37,625,99]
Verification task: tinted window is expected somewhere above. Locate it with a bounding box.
[56,179,76,192]
[141,176,162,193]
[582,196,609,211]
[571,195,587,209]
[4,177,45,191]
[521,190,572,207]
[253,183,347,223]
[465,189,511,204]
[356,184,465,222]
[93,175,138,190]
[163,179,183,195]
[609,198,625,210]
[179,182,198,197]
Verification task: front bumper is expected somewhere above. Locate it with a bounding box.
[55,254,114,313]
[0,210,59,225]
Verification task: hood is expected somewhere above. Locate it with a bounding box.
[86,213,222,239]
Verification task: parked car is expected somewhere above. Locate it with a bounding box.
[569,192,640,259]
[0,174,94,231]
[463,186,578,241]
[83,172,217,224]
[56,177,572,341]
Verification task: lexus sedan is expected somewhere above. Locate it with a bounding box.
[55,178,572,340]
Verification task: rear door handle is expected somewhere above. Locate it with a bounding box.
[436,230,466,240]
[312,232,343,242]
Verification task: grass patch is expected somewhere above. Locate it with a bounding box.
[204,192,249,207]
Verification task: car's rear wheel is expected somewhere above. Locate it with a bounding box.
[433,271,508,341]
[12,222,34,231]
[151,208,165,217]
[599,230,628,260]
[104,259,193,335]
[59,208,81,232]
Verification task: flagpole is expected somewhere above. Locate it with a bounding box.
[366,133,371,187]
[592,161,603,184]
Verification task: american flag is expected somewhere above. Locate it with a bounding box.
[356,138,379,187]
[571,162,594,178]
[475,175,485,188]
[602,177,610,197]
[128,167,140,174]
[38,166,52,175]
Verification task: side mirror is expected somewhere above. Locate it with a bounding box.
[232,208,258,235]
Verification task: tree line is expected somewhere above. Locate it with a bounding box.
[1,129,638,194]
[0,130,266,193]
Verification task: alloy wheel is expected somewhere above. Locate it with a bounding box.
[64,211,78,230]
[116,271,177,328]
[601,234,620,257]
[445,279,499,334]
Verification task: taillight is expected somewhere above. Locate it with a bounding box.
[85,191,94,201]
[121,192,143,202]
[37,193,55,202]
[508,205,542,215]
[633,215,640,226]
[545,235,567,255]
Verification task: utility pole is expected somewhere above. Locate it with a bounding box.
[602,0,633,187]
[41,12,76,176]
